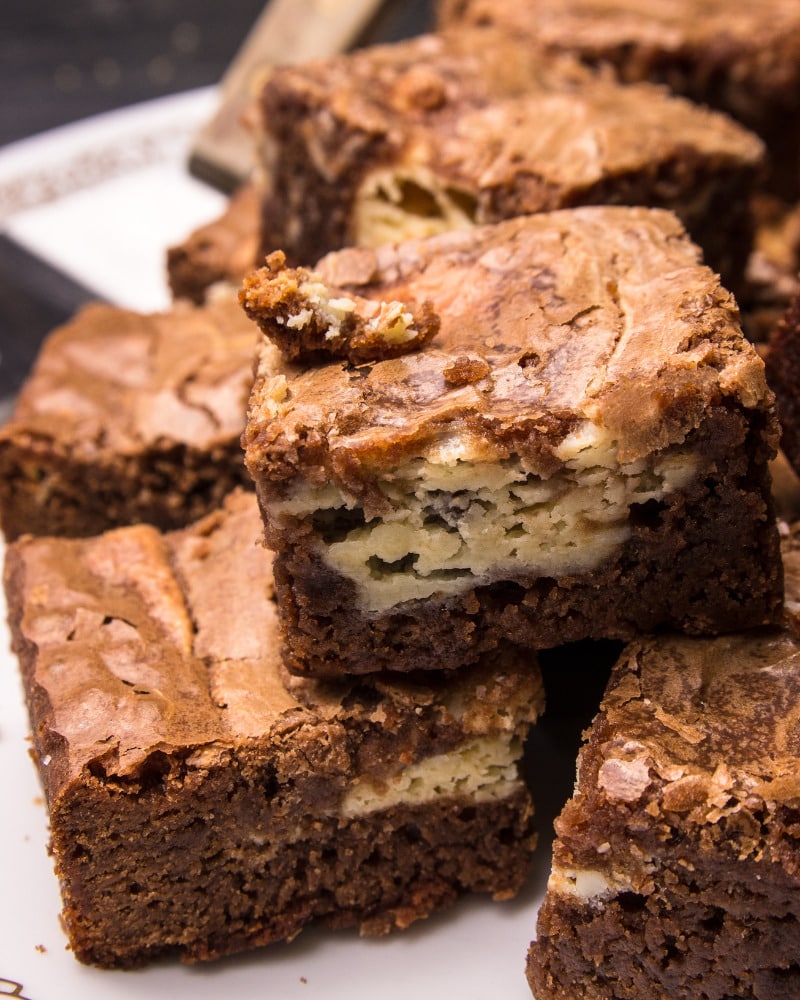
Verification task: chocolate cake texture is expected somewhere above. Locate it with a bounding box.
[242,206,783,678]
[4,490,542,968]
[765,291,800,479]
[436,0,800,199]
[527,525,800,1000]
[0,298,258,541]
[251,28,764,296]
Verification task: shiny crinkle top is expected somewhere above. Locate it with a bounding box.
[1,298,258,453]
[243,207,773,489]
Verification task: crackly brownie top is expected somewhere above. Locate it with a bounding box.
[549,524,800,882]
[257,28,762,184]
[437,1,800,79]
[0,298,258,455]
[5,490,543,801]
[244,207,773,491]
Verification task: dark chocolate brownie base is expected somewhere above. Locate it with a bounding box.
[54,774,534,968]
[267,406,782,676]
[5,490,541,967]
[531,857,800,1000]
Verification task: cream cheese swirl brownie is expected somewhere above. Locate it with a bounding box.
[4,490,541,968]
[242,207,782,677]
[436,0,800,199]
[251,28,764,297]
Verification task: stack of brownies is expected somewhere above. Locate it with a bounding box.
[4,3,800,996]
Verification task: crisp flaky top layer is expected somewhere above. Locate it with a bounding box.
[244,207,773,499]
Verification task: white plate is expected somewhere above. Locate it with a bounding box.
[0,88,228,311]
[0,92,571,1000]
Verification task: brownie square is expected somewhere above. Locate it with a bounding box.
[527,525,800,999]
[242,206,783,678]
[4,489,542,968]
[252,29,764,296]
[0,297,258,540]
[436,0,800,199]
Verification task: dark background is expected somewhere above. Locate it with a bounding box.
[0,0,434,146]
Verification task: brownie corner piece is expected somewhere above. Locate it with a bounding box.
[167,181,262,304]
[527,612,800,999]
[243,208,783,678]
[4,489,541,968]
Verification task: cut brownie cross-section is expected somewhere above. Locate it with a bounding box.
[242,206,783,678]
[527,524,800,1000]
[4,489,542,968]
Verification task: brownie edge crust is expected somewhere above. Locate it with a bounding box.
[4,491,542,968]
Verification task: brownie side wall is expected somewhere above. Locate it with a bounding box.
[257,83,391,265]
[268,406,782,677]
[51,770,534,968]
[527,854,800,1000]
[0,436,253,540]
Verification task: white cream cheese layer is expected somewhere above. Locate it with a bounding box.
[340,735,523,818]
[272,422,698,612]
[354,166,478,246]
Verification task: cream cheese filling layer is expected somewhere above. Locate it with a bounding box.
[272,422,699,612]
[340,735,523,819]
[353,166,479,247]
